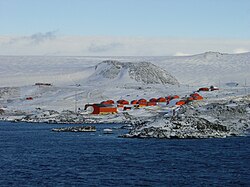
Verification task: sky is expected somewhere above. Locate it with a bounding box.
[0,0,250,56]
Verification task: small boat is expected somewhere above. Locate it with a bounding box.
[52,126,96,132]
[103,128,113,134]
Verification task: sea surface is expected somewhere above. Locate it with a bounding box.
[0,121,249,186]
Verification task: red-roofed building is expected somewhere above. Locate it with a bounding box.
[85,104,117,115]
[157,97,167,102]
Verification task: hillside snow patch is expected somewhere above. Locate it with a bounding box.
[88,60,179,85]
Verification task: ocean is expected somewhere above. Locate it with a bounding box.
[0,121,249,186]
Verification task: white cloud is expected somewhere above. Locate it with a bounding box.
[1,34,250,56]
[4,31,58,46]
[27,31,57,44]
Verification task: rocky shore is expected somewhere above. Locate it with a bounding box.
[1,96,250,139]
[122,96,250,139]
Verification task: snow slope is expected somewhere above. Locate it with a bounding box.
[87,60,179,86]
[0,52,249,87]
[156,52,250,86]
[0,52,249,112]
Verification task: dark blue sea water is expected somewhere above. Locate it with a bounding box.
[0,121,249,186]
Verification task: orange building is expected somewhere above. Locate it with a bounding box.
[166,95,172,101]
[106,100,115,104]
[198,87,209,92]
[131,100,139,105]
[157,97,167,102]
[186,97,194,102]
[85,104,117,115]
[138,99,147,107]
[149,98,157,102]
[190,93,203,100]
[172,95,180,99]
[101,101,111,105]
[117,99,129,105]
[176,100,186,106]
[147,102,157,106]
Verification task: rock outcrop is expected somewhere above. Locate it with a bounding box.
[89,60,179,85]
[122,97,250,139]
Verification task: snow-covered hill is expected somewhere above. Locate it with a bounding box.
[0,51,249,87]
[0,52,249,113]
[87,60,179,85]
[156,52,250,86]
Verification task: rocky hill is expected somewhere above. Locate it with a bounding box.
[88,60,179,85]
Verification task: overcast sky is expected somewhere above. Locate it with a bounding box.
[0,0,250,56]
